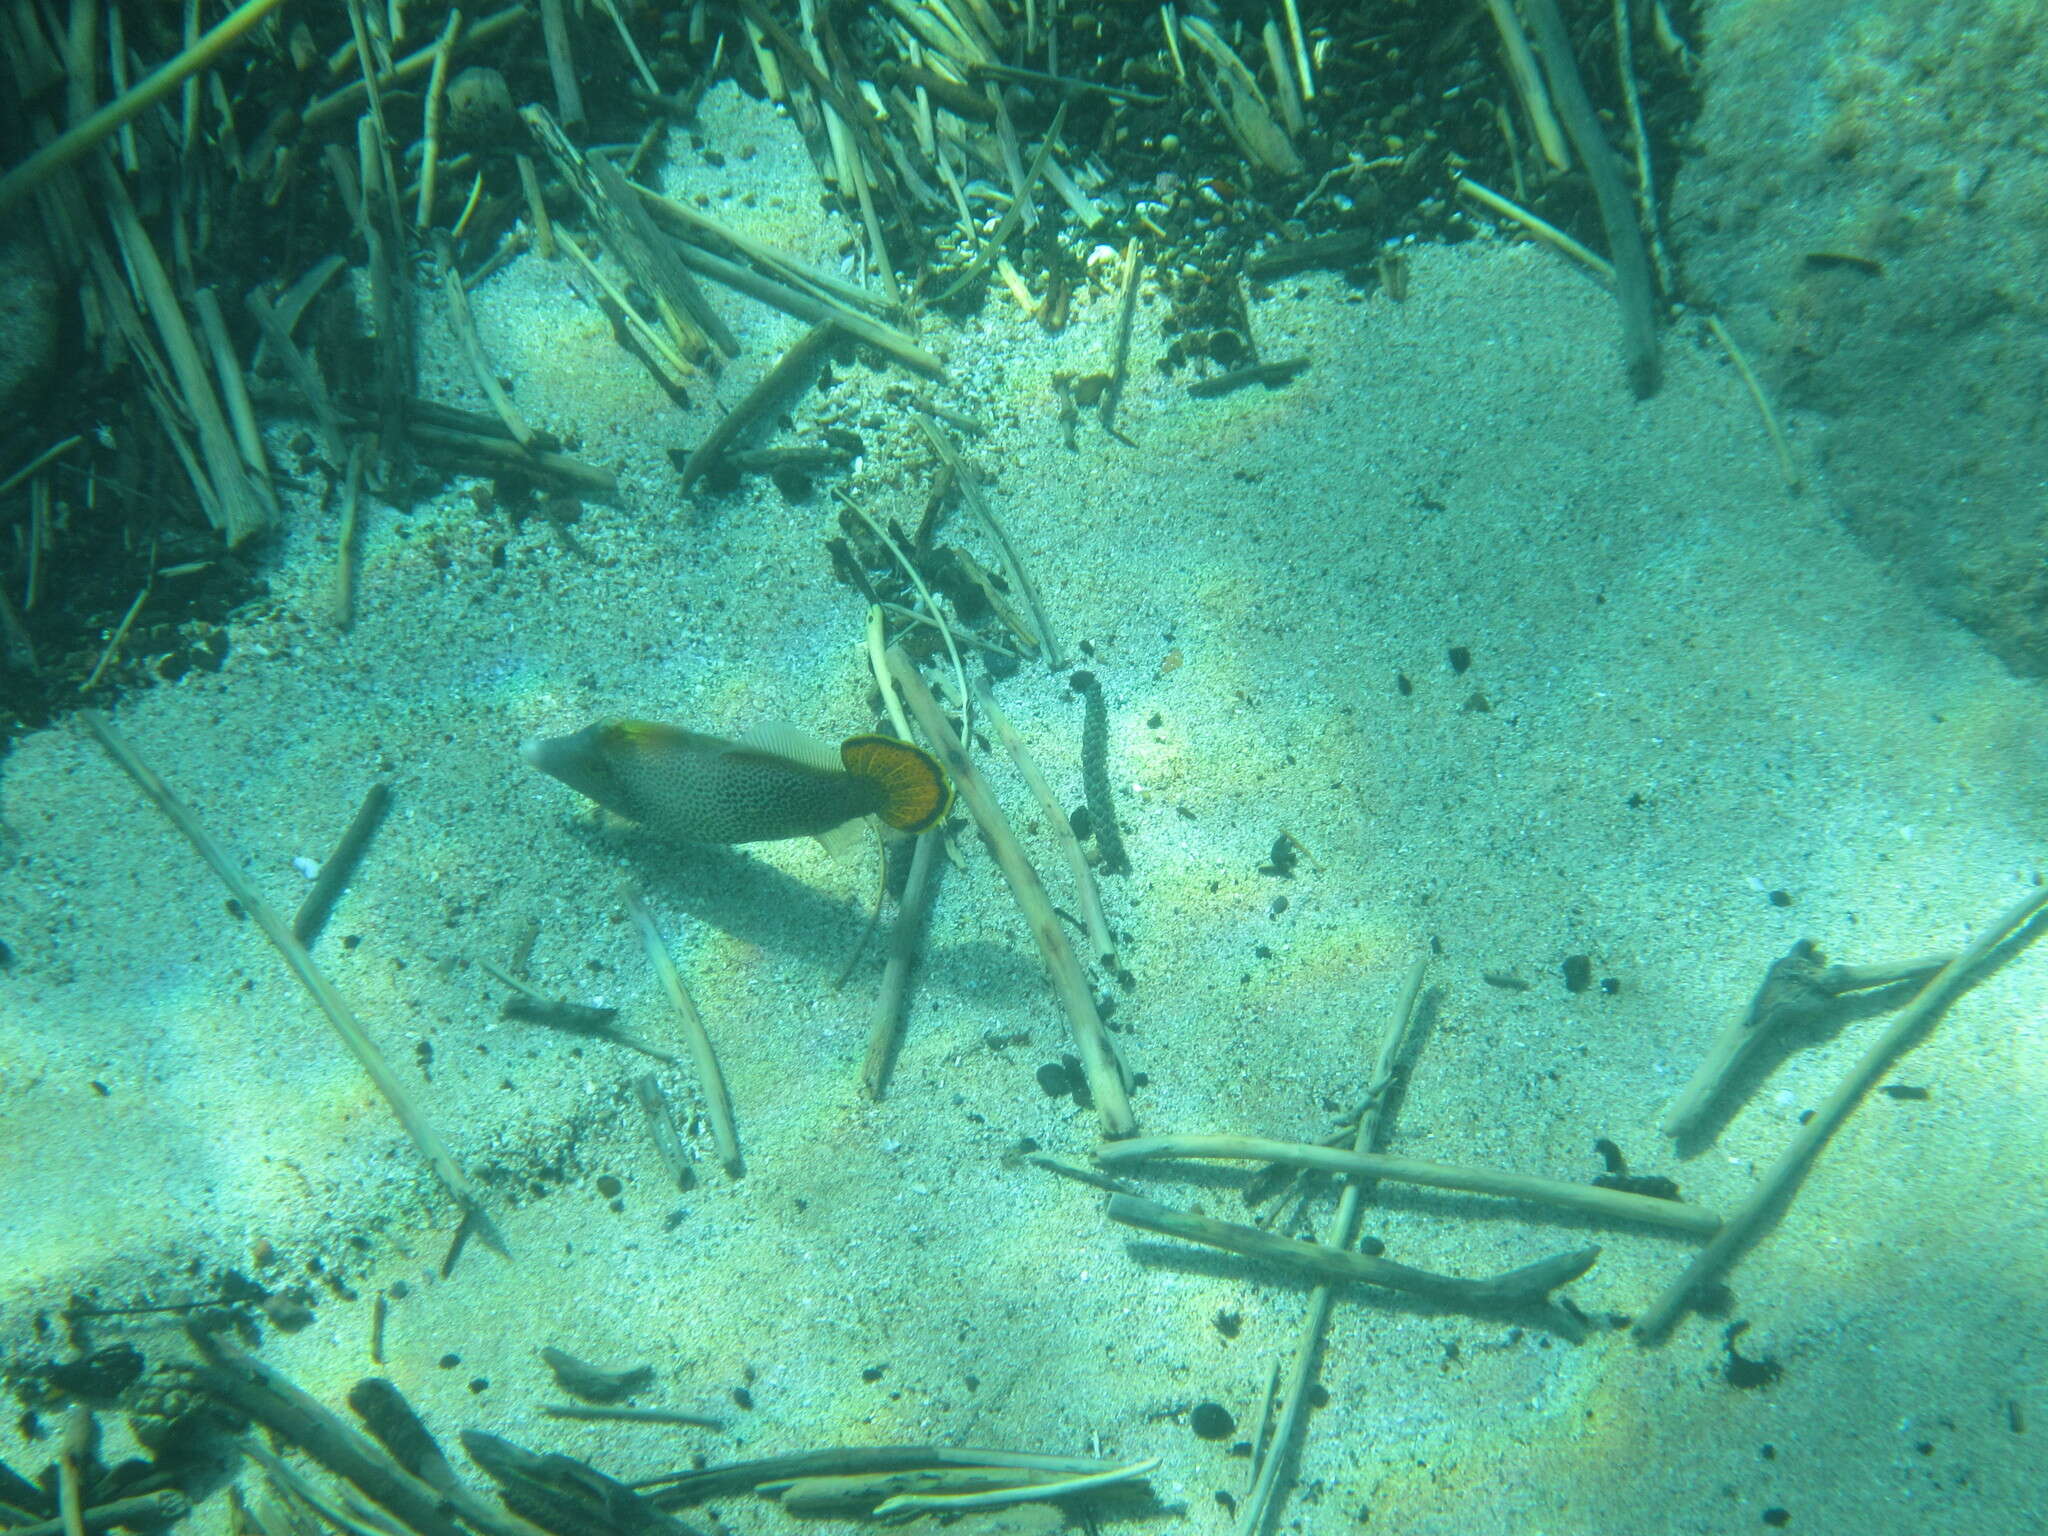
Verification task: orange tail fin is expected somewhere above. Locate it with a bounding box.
[841,735,952,833]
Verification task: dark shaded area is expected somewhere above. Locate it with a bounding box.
[2,0,1706,747]
[1671,0,2048,675]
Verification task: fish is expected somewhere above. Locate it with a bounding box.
[520,719,952,850]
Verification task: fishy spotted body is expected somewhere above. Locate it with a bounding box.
[520,719,952,847]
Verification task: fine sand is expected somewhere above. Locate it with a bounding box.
[3,89,2043,1536]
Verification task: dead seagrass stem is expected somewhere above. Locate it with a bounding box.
[884,648,1136,1136]
[1099,1133,1719,1236]
[1106,1194,1596,1308]
[971,677,1117,971]
[622,885,742,1176]
[1520,0,1659,395]
[862,827,942,1099]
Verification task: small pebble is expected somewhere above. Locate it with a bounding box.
[1190,1402,1235,1440]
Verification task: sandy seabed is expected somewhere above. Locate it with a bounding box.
[3,89,2044,1536]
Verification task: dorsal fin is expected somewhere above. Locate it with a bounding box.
[732,722,843,774]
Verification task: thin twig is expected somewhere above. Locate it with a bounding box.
[1099,236,1142,439]
[666,236,940,376]
[245,287,351,470]
[540,1404,723,1429]
[873,1458,1159,1517]
[910,415,1064,670]
[82,582,150,692]
[1612,0,1674,295]
[1108,1193,1598,1308]
[414,9,461,227]
[1454,175,1614,281]
[332,438,367,631]
[1704,313,1802,494]
[293,783,393,946]
[621,885,742,1176]
[432,231,537,448]
[637,1446,1122,1503]
[515,154,555,258]
[842,495,971,742]
[557,232,695,384]
[191,288,276,513]
[632,1073,695,1191]
[105,171,267,545]
[971,677,1116,971]
[537,0,584,125]
[1482,0,1570,171]
[0,435,85,500]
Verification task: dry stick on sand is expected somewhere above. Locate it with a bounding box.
[1107,1194,1597,1309]
[431,230,538,449]
[1235,954,1424,1536]
[873,1458,1160,1518]
[639,1446,1126,1505]
[861,828,943,1099]
[884,647,1136,1136]
[1704,312,1803,495]
[1660,940,1952,1142]
[971,677,1117,971]
[1454,174,1614,283]
[0,0,288,216]
[633,1073,695,1191]
[622,885,742,1176]
[1636,882,2048,1343]
[1098,236,1143,439]
[1100,1132,1720,1236]
[292,781,393,946]
[1520,0,1660,396]
[677,321,838,493]
[82,712,506,1253]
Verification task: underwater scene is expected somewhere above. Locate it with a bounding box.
[3,2,2045,1534]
